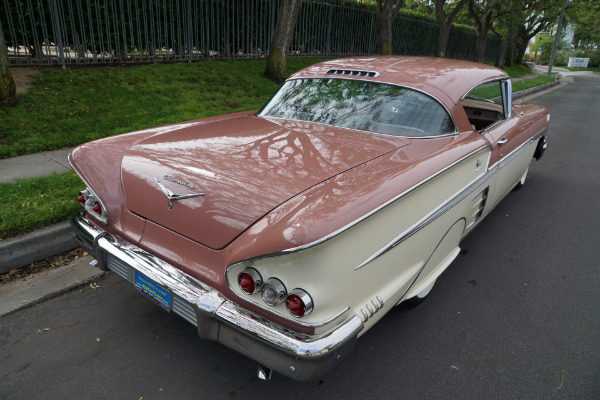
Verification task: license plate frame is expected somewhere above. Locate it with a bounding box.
[134,272,172,311]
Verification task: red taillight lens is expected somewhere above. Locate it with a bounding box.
[239,273,255,294]
[286,289,313,317]
[238,267,262,294]
[286,294,305,317]
[92,202,102,215]
[77,194,86,205]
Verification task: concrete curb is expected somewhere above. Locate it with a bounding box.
[0,221,78,274]
[512,80,561,100]
[0,255,106,317]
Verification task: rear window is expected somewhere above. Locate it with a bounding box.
[259,78,455,137]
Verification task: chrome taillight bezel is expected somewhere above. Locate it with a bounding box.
[261,277,287,306]
[286,288,314,318]
[238,267,263,294]
[78,187,109,224]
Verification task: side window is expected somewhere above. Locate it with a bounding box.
[461,81,506,131]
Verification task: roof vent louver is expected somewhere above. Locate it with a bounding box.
[326,69,379,78]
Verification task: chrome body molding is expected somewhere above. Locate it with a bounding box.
[355,127,546,270]
[70,212,363,381]
[491,127,547,171]
[355,168,491,270]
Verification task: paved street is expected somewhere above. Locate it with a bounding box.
[1,73,599,399]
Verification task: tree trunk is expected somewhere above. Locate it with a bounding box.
[380,14,393,55]
[505,29,516,67]
[466,0,492,63]
[264,0,303,84]
[0,29,17,108]
[434,0,466,58]
[514,36,531,65]
[376,0,405,56]
[437,23,450,58]
[515,42,528,65]
[495,38,508,68]
[473,30,488,63]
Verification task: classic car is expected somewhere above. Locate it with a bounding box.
[69,56,549,381]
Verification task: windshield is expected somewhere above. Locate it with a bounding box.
[259,78,455,137]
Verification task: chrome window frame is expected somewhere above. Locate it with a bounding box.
[461,77,513,134]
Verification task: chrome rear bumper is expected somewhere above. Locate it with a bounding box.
[70,212,363,381]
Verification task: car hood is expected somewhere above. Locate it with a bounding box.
[121,114,403,249]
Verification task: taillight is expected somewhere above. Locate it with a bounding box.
[238,267,262,294]
[235,269,314,318]
[261,278,286,306]
[76,187,108,224]
[286,289,314,317]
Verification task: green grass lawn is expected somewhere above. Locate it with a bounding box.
[484,62,531,78]
[0,58,327,159]
[513,75,556,91]
[0,172,83,239]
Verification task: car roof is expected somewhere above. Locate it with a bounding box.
[289,56,507,109]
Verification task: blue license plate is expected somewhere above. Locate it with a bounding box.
[134,272,171,311]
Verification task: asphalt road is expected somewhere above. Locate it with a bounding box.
[2,73,599,400]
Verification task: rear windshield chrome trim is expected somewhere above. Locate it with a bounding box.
[259,77,458,139]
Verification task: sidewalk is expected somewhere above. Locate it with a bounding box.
[0,147,73,183]
[0,254,104,317]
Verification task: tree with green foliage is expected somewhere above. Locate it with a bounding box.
[513,0,567,65]
[376,0,406,55]
[489,0,522,67]
[465,0,500,63]
[264,0,303,84]
[531,33,568,64]
[0,28,17,107]
[571,0,600,49]
[434,0,467,58]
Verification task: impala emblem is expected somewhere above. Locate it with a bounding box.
[155,177,204,209]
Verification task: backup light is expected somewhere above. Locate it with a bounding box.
[261,278,286,306]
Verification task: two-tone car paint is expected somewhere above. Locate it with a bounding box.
[69,56,549,380]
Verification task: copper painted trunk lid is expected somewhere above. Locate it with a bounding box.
[121,114,400,249]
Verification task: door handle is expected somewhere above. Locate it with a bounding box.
[498,138,508,146]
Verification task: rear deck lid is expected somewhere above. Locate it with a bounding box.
[121,114,402,249]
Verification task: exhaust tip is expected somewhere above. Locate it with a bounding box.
[257,364,272,381]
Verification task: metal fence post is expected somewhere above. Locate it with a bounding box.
[49,0,66,69]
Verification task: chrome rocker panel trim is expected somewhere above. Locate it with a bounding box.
[70,212,363,381]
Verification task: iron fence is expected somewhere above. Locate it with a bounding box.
[1,0,500,66]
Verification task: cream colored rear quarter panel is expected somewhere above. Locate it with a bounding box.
[491,142,537,206]
[227,147,492,334]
